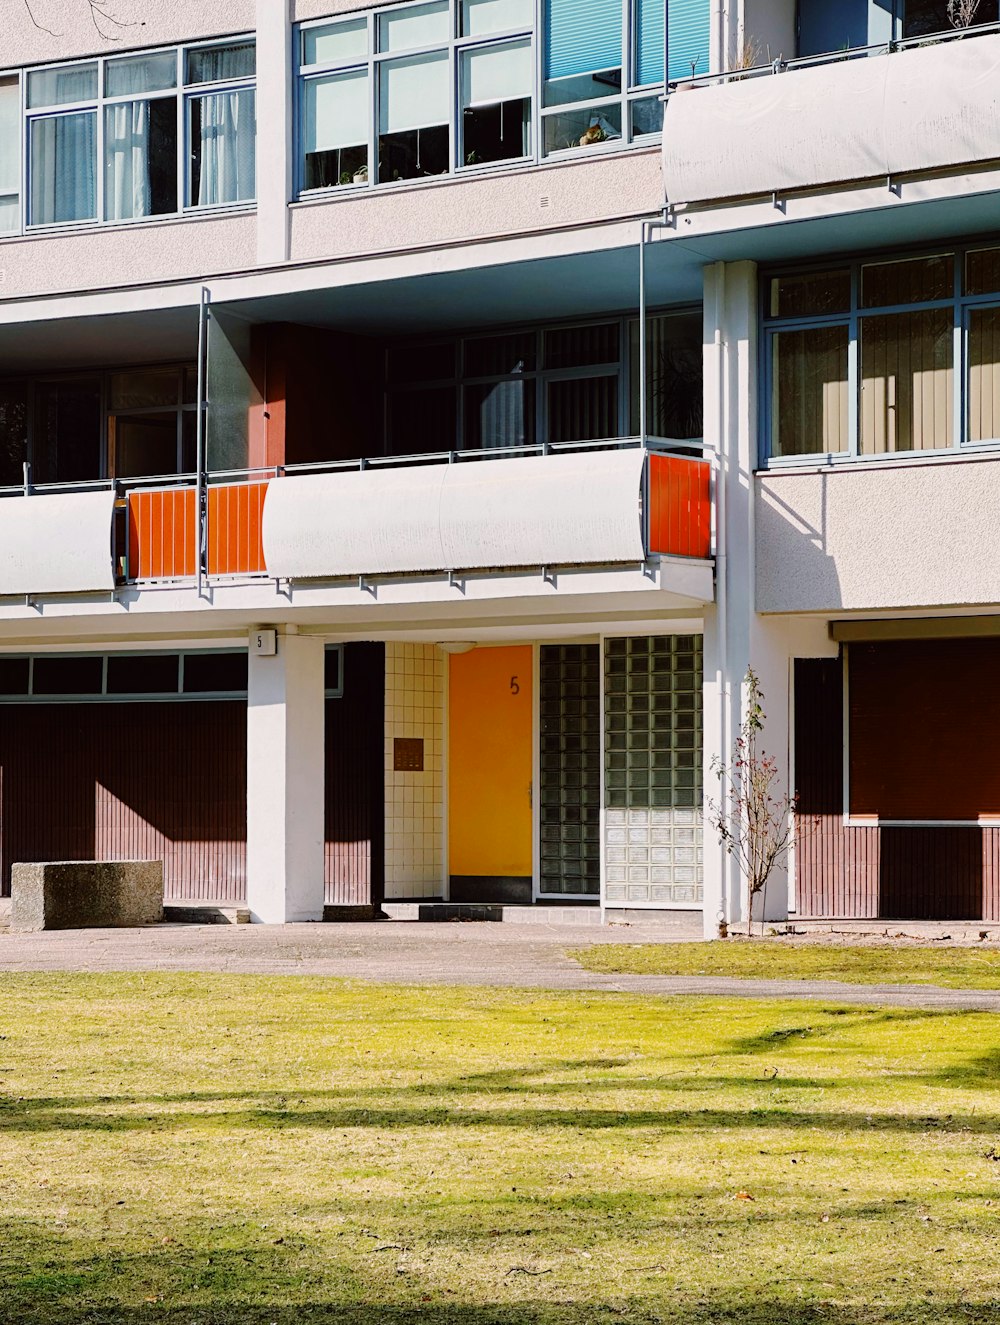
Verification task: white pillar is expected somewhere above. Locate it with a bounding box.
[246,631,326,923]
[255,0,292,266]
[702,259,759,931]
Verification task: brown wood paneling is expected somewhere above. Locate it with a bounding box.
[880,827,982,921]
[325,642,384,906]
[795,657,879,919]
[0,701,247,901]
[795,655,994,921]
[849,637,1000,821]
[984,830,1000,922]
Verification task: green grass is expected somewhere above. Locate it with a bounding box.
[570,941,1000,989]
[1,975,1000,1323]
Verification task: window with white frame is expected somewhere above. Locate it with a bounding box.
[298,0,533,190]
[0,76,19,233]
[763,246,1000,462]
[297,0,704,193]
[15,37,255,231]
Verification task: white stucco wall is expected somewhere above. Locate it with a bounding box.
[3,0,254,65]
[289,149,662,262]
[0,213,256,300]
[757,456,1000,614]
[294,0,370,18]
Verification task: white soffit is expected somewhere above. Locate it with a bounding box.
[663,33,1000,205]
[262,449,646,579]
[0,491,116,596]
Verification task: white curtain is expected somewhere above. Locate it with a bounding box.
[0,78,18,228]
[30,112,96,224]
[196,89,256,205]
[105,100,152,221]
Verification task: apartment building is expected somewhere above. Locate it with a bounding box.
[0,0,995,930]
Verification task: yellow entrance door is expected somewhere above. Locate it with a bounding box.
[449,646,533,897]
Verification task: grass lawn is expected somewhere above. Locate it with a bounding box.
[570,941,1000,989]
[1,975,1000,1323]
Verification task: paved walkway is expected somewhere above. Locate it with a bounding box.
[0,919,998,1010]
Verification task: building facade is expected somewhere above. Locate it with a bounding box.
[0,0,995,929]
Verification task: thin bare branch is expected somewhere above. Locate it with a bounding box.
[21,0,144,42]
[21,0,59,36]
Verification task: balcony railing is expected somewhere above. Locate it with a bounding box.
[0,439,713,599]
[663,25,1000,207]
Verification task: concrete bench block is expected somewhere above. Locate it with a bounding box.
[10,860,164,932]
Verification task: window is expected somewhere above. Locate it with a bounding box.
[19,39,255,230]
[385,312,701,454]
[297,0,682,193]
[542,0,708,154]
[0,381,27,486]
[108,366,198,478]
[0,76,20,232]
[0,650,248,703]
[0,363,196,487]
[762,246,1000,461]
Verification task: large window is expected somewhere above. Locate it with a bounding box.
[297,0,702,193]
[763,246,1000,462]
[0,364,197,488]
[384,312,702,454]
[543,0,708,152]
[9,38,254,231]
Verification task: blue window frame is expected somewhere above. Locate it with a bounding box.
[761,244,1000,464]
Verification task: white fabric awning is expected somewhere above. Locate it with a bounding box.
[0,490,115,596]
[262,449,647,579]
[663,32,1000,205]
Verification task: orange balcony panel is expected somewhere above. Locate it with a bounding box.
[127,487,197,581]
[647,454,712,560]
[207,482,268,577]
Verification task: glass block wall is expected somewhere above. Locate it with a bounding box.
[604,634,703,907]
[539,644,601,896]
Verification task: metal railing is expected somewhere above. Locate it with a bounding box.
[666,17,1000,94]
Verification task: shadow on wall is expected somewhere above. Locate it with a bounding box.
[755,474,843,614]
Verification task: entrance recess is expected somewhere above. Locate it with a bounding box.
[449,645,532,902]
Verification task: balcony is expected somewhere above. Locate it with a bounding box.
[663,28,1000,208]
[0,442,713,600]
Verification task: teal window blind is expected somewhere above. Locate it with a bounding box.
[545,0,623,79]
[667,0,710,82]
[637,0,665,85]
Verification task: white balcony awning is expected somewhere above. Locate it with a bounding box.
[262,448,647,579]
[663,32,1000,205]
[0,490,116,596]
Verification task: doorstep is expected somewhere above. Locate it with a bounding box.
[379,902,701,929]
[163,902,250,925]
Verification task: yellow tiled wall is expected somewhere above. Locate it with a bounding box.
[383,644,445,898]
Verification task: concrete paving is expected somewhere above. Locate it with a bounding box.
[0,918,998,1010]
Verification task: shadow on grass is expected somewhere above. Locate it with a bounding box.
[4,1297,999,1325]
[0,1096,996,1135]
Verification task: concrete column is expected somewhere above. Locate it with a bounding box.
[702,260,839,930]
[255,0,292,266]
[702,259,759,931]
[246,630,326,923]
